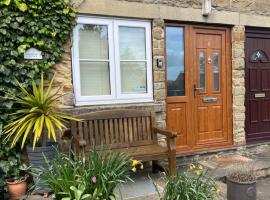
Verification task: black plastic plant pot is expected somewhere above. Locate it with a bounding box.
[227,177,256,200]
[26,142,58,193]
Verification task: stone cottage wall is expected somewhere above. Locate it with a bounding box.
[53,0,270,146]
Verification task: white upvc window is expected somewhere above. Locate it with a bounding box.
[72,16,153,106]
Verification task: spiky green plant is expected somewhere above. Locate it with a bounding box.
[2,73,79,149]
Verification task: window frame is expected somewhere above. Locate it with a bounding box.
[72,16,153,106]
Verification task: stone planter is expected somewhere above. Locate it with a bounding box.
[6,177,27,200]
[227,177,256,200]
[26,142,58,193]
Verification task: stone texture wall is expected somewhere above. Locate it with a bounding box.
[152,19,166,128]
[119,0,270,16]
[231,25,246,146]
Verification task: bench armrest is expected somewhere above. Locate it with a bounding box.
[153,127,177,138]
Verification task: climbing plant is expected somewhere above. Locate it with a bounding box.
[0,0,77,192]
[0,0,77,130]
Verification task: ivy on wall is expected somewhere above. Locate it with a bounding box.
[0,0,77,130]
[0,0,77,192]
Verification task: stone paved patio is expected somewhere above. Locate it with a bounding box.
[25,144,270,200]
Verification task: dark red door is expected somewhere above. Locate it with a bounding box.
[245,28,270,143]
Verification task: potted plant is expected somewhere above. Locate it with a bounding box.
[5,164,29,200]
[2,73,79,192]
[226,164,256,200]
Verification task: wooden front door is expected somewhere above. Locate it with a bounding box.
[245,28,270,144]
[166,25,232,153]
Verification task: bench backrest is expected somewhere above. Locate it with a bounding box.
[71,109,157,149]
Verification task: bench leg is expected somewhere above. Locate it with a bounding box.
[152,161,164,173]
[168,154,176,176]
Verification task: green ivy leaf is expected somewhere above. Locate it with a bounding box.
[2,0,11,5]
[63,8,69,14]
[37,40,44,46]
[17,44,27,54]
[15,0,28,12]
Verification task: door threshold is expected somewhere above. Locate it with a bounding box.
[176,145,236,158]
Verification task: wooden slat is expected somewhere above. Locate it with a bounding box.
[142,117,147,140]
[104,120,109,145]
[114,119,119,144]
[137,117,143,141]
[94,120,100,146]
[78,121,83,140]
[119,118,124,143]
[89,120,94,146]
[128,118,133,143]
[133,118,138,141]
[99,120,105,146]
[123,118,128,143]
[83,121,89,148]
[109,119,114,144]
[146,117,151,141]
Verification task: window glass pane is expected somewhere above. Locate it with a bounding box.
[214,52,219,91]
[119,27,146,60]
[199,52,205,92]
[251,50,268,62]
[79,24,109,60]
[166,27,185,96]
[121,62,147,94]
[80,62,110,96]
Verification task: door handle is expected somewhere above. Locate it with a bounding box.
[194,84,203,98]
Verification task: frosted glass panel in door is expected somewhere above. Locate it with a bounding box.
[79,24,109,60]
[80,62,110,96]
[119,27,146,60]
[121,62,147,94]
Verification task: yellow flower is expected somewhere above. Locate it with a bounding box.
[195,170,201,176]
[132,167,137,172]
[198,165,203,170]
[216,187,221,194]
[140,164,144,170]
[189,164,195,170]
[132,160,139,166]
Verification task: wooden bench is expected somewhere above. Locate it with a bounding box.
[64,109,177,175]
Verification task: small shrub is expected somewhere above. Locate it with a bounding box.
[227,163,256,183]
[155,163,220,200]
[34,149,132,200]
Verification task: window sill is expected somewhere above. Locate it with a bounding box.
[74,99,154,106]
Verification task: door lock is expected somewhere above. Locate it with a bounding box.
[194,84,203,97]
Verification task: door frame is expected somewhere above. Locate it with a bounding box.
[245,27,270,144]
[165,23,233,153]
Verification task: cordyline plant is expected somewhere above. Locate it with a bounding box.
[2,73,79,149]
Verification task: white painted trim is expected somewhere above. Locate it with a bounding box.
[72,16,153,105]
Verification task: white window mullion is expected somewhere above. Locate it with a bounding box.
[113,20,122,100]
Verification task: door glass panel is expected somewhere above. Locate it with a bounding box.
[199,52,205,92]
[214,52,220,91]
[166,26,185,96]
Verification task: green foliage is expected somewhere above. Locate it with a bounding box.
[34,150,132,200]
[155,164,220,200]
[0,140,21,191]
[0,0,77,133]
[2,73,79,149]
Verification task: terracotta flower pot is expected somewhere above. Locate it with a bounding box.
[6,178,27,200]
